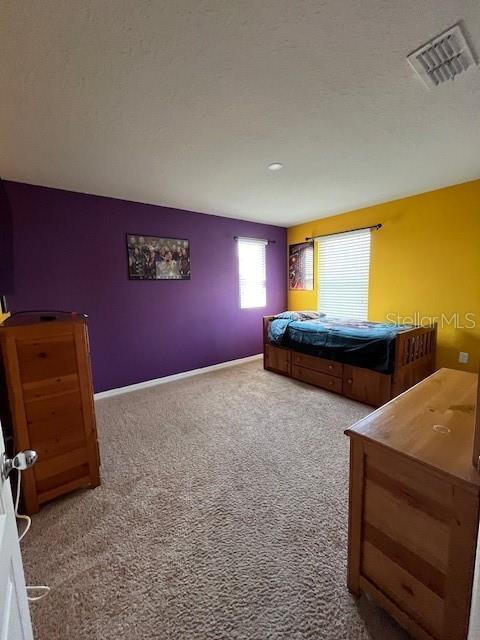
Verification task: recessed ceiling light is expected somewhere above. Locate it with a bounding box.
[267,162,283,171]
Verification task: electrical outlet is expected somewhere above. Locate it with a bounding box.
[459,351,469,364]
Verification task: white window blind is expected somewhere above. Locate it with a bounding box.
[317,229,371,320]
[237,237,267,309]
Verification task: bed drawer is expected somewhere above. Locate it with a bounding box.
[292,352,343,377]
[292,365,342,394]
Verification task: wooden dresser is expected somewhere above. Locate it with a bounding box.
[0,314,100,514]
[345,368,480,640]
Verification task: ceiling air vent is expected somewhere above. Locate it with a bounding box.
[407,23,477,88]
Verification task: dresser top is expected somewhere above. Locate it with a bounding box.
[345,368,480,488]
[0,312,86,329]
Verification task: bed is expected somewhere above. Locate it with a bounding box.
[263,312,437,406]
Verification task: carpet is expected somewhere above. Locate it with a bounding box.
[22,360,409,639]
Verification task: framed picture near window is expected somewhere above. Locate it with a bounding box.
[127,234,191,280]
[289,241,313,290]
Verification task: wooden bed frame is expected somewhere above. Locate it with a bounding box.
[263,316,437,407]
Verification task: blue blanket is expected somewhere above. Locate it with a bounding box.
[269,315,413,373]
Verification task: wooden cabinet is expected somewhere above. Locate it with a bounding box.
[0,314,100,514]
[264,344,291,375]
[345,369,480,640]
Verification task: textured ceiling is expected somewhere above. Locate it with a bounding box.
[1,1,480,226]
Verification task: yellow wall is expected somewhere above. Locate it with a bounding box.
[288,178,480,373]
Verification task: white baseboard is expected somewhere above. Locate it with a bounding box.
[94,353,263,400]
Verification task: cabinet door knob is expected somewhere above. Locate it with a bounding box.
[347,379,353,384]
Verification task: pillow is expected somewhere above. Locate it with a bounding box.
[274,310,324,321]
[298,310,325,320]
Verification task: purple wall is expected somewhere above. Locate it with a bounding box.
[5,182,287,392]
[0,180,14,295]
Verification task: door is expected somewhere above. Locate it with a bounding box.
[468,519,480,640]
[0,424,34,640]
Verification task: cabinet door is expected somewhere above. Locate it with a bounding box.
[343,365,391,407]
[265,345,290,375]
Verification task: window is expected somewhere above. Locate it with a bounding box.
[237,237,267,309]
[317,229,371,320]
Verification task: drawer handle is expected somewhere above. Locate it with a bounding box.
[328,365,333,370]
[347,379,353,384]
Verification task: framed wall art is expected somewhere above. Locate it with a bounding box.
[288,241,313,290]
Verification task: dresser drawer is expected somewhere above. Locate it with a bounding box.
[362,540,443,639]
[292,365,342,393]
[292,352,343,377]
